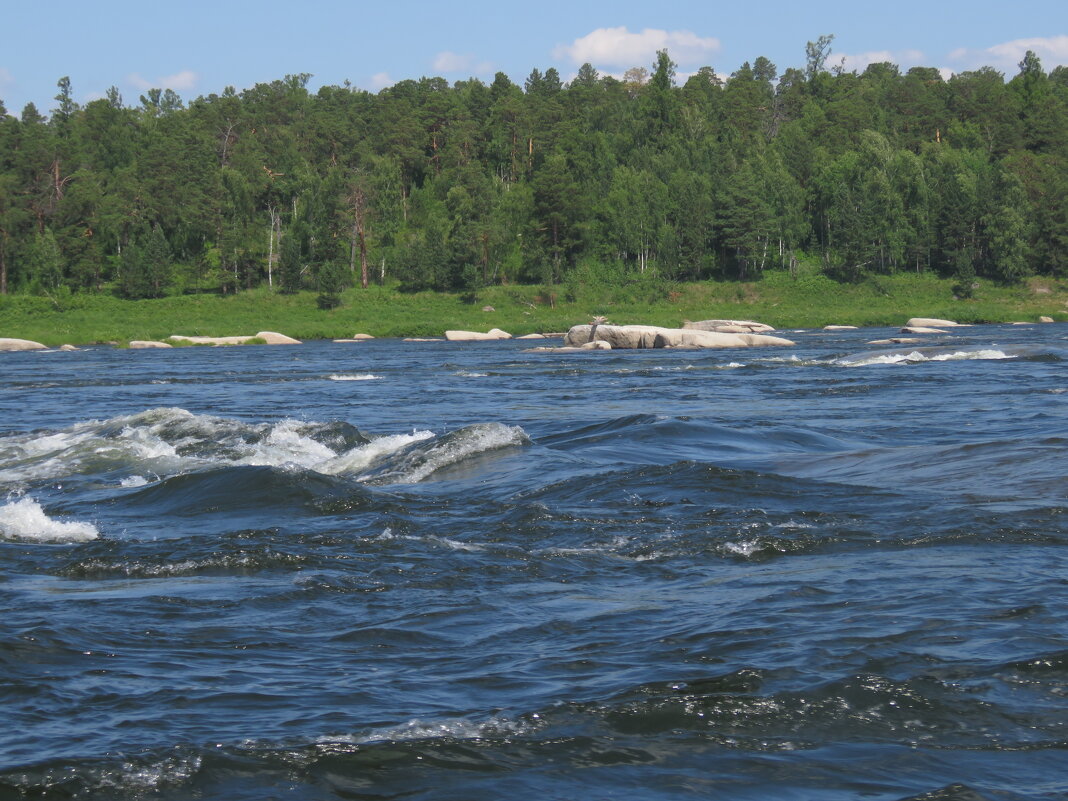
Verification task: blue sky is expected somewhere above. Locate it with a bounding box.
[2,0,1066,114]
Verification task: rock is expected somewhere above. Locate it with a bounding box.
[516,333,547,339]
[900,326,947,334]
[564,324,666,348]
[0,338,47,352]
[481,305,495,312]
[1010,322,1034,326]
[168,331,300,346]
[823,325,858,331]
[683,319,776,333]
[654,329,795,348]
[444,329,512,341]
[254,331,301,344]
[403,338,443,342]
[128,340,173,349]
[580,340,612,350]
[59,344,78,351]
[905,317,960,328]
[170,335,249,345]
[350,333,375,340]
[868,337,923,345]
[1039,316,1054,323]
[564,324,793,349]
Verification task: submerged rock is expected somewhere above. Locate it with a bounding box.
[683,319,776,333]
[900,326,948,334]
[59,344,78,351]
[0,338,47,352]
[823,325,858,331]
[868,337,923,345]
[444,329,512,341]
[129,340,173,349]
[905,317,960,328]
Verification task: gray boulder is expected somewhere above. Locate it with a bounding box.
[0,337,47,352]
[564,324,793,349]
[683,319,776,333]
[905,317,960,328]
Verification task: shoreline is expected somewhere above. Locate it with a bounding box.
[1,274,1065,347]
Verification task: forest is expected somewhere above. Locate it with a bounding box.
[1,36,1067,306]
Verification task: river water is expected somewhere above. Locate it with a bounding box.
[1,324,1065,800]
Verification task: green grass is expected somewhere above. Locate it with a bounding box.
[1,272,1065,347]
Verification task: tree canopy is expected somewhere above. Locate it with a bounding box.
[1,43,1066,299]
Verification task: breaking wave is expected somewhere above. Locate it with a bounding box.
[0,408,530,490]
[0,496,99,543]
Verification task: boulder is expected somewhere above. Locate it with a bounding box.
[516,333,547,339]
[0,338,47,352]
[580,340,612,350]
[564,324,666,349]
[900,326,947,334]
[905,317,960,328]
[444,329,512,341]
[564,324,793,349]
[823,325,858,331]
[255,331,301,344]
[351,333,375,340]
[170,335,248,345]
[59,344,78,351]
[654,329,795,348]
[868,337,923,345]
[129,340,173,349]
[168,331,300,346]
[683,319,776,333]
[481,305,495,312]
[1039,316,1055,323]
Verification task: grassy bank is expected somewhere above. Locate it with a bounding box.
[1,270,1065,346]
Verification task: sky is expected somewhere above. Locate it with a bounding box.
[2,0,1067,114]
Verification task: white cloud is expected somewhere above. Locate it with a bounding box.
[431,51,493,75]
[127,69,198,92]
[837,49,926,73]
[369,72,394,91]
[554,27,720,69]
[948,35,1068,72]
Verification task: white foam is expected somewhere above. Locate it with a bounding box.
[320,430,436,476]
[329,374,381,381]
[838,348,1014,367]
[722,540,761,557]
[319,714,534,746]
[455,371,489,378]
[237,420,337,469]
[391,424,528,484]
[0,497,99,543]
[120,475,150,488]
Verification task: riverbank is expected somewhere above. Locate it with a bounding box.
[1,271,1065,346]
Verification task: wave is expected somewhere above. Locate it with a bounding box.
[0,496,99,543]
[328,373,381,381]
[836,344,1062,367]
[0,408,531,490]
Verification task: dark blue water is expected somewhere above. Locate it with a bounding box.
[1,325,1066,801]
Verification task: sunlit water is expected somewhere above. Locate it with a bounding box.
[1,324,1066,800]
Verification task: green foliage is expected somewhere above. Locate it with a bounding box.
[0,41,1063,309]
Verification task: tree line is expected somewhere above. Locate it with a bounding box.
[1,36,1066,303]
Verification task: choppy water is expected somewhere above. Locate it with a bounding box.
[1,324,1066,801]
